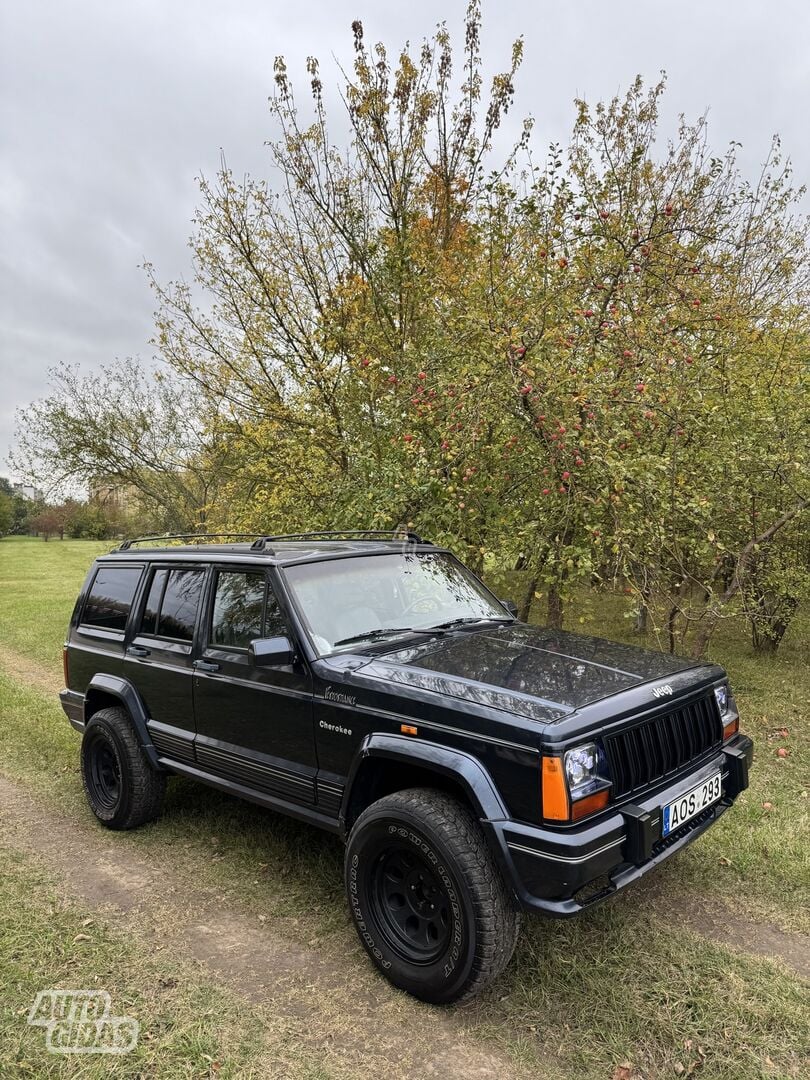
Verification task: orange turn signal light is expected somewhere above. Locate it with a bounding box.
[571,788,610,821]
[400,724,418,736]
[723,717,739,741]
[541,756,570,821]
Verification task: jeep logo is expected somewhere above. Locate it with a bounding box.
[651,683,674,699]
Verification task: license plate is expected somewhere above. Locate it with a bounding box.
[662,773,722,836]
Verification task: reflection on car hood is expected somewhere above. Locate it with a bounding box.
[360,623,700,722]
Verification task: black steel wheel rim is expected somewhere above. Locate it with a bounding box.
[86,734,121,811]
[369,842,452,963]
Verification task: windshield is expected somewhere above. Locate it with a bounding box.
[283,552,510,656]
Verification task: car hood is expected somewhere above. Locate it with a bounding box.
[356,623,702,723]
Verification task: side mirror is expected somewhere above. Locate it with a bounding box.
[501,599,519,618]
[249,635,294,667]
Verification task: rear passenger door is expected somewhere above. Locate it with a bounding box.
[192,566,317,807]
[124,564,207,764]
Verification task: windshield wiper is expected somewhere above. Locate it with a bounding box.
[428,616,515,631]
[334,626,445,647]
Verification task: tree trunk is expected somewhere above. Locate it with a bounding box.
[666,604,679,654]
[547,583,564,630]
[751,594,798,655]
[752,635,779,655]
[691,498,807,659]
[518,574,538,623]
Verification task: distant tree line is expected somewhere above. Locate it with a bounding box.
[0,480,145,542]
[0,478,38,537]
[11,3,808,654]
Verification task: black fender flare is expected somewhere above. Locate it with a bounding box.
[340,732,509,832]
[83,674,163,770]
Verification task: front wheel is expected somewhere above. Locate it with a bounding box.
[344,788,520,1003]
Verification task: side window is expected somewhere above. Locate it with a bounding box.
[140,569,168,636]
[210,570,288,649]
[137,567,204,642]
[157,569,205,641]
[81,566,142,632]
[211,570,266,649]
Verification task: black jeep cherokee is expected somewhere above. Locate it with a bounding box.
[60,531,753,1003]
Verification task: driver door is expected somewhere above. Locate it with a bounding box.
[192,566,317,806]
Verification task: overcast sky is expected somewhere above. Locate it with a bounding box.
[2,0,808,482]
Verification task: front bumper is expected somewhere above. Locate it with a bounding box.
[486,734,753,915]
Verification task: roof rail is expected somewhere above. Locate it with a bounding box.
[249,530,429,551]
[116,533,264,551]
[115,530,431,553]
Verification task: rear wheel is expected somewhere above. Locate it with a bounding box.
[81,707,166,830]
[345,788,520,1003]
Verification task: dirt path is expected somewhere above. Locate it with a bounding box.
[677,896,810,978]
[2,644,808,985]
[0,642,60,695]
[0,771,535,1080]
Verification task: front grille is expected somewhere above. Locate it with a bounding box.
[604,694,722,798]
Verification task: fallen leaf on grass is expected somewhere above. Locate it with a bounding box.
[71,933,91,944]
[611,1062,636,1080]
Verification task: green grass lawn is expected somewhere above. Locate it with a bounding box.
[0,845,280,1079]
[0,536,109,667]
[0,535,808,1079]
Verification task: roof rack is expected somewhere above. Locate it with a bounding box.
[116,533,264,551]
[115,530,431,553]
[250,530,428,551]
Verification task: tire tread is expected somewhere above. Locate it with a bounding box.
[81,707,166,830]
[348,787,520,1002]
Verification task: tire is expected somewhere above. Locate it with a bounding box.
[344,788,521,1004]
[81,707,166,830]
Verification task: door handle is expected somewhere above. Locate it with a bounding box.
[193,659,220,673]
[127,645,150,657]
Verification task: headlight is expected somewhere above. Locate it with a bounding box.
[564,742,604,798]
[714,684,729,715]
[543,743,612,821]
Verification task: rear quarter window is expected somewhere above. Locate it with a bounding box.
[81,566,143,632]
